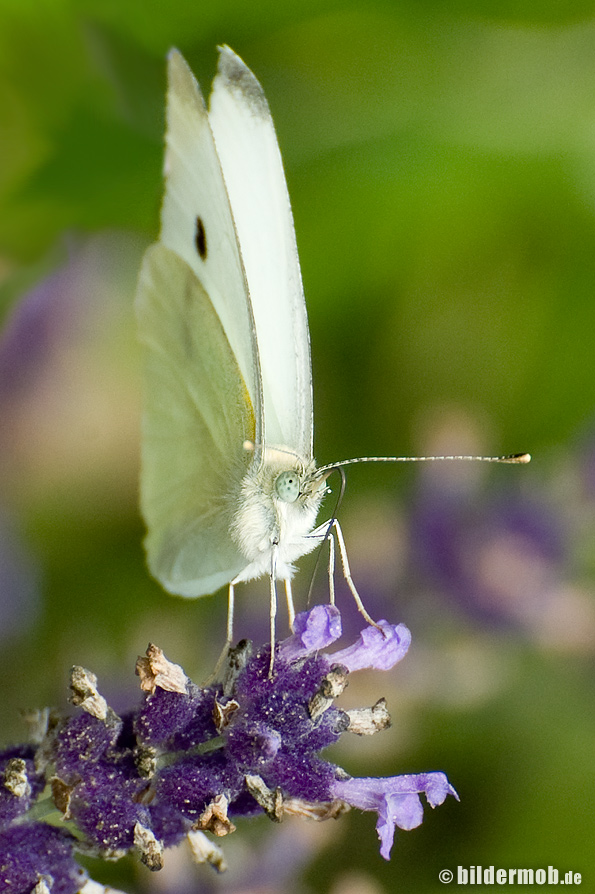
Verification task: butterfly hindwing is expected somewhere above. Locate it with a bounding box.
[136,244,255,596]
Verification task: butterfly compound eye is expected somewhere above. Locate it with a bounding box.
[275,470,300,502]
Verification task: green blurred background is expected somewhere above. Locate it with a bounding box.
[1,1,595,891]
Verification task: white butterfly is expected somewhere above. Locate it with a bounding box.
[136,46,363,644]
[136,47,529,649]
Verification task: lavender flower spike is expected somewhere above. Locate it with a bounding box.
[332,773,459,860]
[331,620,412,672]
[0,602,457,882]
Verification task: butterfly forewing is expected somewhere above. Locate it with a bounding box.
[161,50,263,448]
[208,46,313,458]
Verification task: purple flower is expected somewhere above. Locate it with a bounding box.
[135,685,218,750]
[330,620,412,672]
[0,745,45,830]
[332,772,459,859]
[0,605,457,882]
[0,823,86,894]
[52,712,152,852]
[279,604,342,660]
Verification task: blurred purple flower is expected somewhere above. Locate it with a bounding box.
[0,234,141,412]
[0,266,74,407]
[0,234,143,644]
[411,473,565,628]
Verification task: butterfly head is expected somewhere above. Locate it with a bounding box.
[274,467,329,502]
[230,447,327,573]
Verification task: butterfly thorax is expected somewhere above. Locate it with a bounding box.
[230,447,325,582]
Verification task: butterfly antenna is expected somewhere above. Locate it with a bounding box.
[316,452,531,475]
[305,453,530,604]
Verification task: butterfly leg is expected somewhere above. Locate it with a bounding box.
[226,580,235,645]
[327,531,336,606]
[268,546,279,678]
[205,581,236,684]
[330,518,379,629]
[285,578,296,629]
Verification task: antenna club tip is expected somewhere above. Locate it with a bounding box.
[506,452,531,464]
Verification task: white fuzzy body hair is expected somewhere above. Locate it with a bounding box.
[230,446,325,583]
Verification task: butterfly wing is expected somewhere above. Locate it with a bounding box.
[208,46,313,458]
[136,244,256,596]
[160,49,262,440]
[138,48,316,597]
[136,50,264,597]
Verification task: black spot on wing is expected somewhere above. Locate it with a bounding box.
[195,216,207,260]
